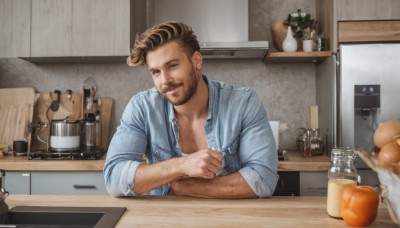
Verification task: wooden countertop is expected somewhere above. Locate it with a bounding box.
[0,154,105,171]
[278,150,331,172]
[5,195,397,227]
[0,150,330,172]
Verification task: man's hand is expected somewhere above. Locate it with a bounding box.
[179,149,223,179]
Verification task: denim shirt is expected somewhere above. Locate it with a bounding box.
[103,76,278,198]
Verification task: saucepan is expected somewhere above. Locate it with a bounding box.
[36,119,82,152]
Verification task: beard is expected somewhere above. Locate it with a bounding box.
[161,66,199,106]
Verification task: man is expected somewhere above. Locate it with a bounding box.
[103,21,278,198]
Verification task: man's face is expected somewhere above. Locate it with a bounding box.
[146,41,200,106]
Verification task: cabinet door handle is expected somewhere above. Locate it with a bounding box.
[73,184,96,189]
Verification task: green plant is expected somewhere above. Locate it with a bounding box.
[284,9,318,40]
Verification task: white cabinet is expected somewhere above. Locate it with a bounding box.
[4,171,31,195]
[31,172,108,195]
[30,0,144,58]
[0,0,31,57]
[300,172,328,196]
[4,171,107,195]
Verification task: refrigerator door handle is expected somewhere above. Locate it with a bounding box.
[334,51,341,148]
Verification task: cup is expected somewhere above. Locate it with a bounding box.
[302,40,313,52]
[13,140,28,156]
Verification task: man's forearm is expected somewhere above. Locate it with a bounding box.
[134,158,185,194]
[170,172,257,198]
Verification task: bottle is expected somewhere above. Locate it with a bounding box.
[84,113,96,152]
[327,147,358,218]
[95,111,101,150]
[282,26,298,52]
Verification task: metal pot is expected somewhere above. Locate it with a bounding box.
[49,120,81,152]
[37,120,82,152]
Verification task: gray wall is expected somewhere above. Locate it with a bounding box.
[0,0,317,149]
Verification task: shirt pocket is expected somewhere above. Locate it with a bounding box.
[219,137,241,175]
[151,144,174,161]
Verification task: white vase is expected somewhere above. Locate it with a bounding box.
[282,26,298,52]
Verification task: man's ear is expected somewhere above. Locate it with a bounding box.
[192,51,202,70]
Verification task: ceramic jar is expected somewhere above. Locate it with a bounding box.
[282,26,298,52]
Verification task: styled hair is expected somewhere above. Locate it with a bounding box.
[127,21,200,66]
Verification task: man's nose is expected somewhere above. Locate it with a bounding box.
[161,71,173,84]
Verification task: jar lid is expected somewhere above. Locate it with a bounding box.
[331,147,356,158]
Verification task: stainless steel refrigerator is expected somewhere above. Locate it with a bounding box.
[317,43,400,186]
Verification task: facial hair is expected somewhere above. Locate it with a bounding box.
[161,65,199,106]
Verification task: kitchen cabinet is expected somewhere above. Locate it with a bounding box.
[31,171,107,195]
[4,171,107,195]
[28,0,145,62]
[300,172,328,196]
[332,0,400,52]
[273,171,300,196]
[335,0,400,21]
[4,171,31,195]
[0,0,31,58]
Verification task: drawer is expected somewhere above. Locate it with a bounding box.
[300,172,328,196]
[4,171,31,195]
[31,172,107,195]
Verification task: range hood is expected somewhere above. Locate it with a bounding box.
[153,0,268,59]
[199,41,268,59]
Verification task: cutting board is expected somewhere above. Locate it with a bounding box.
[31,91,83,151]
[31,92,113,151]
[0,87,35,151]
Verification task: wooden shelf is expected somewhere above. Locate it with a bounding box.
[264,51,332,64]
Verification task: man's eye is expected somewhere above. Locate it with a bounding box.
[169,64,177,69]
[151,71,160,76]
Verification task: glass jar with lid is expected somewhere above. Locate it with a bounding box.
[326,147,358,218]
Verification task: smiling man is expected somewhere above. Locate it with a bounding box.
[103,21,278,198]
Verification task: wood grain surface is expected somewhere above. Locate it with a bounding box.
[338,20,400,43]
[31,91,83,151]
[5,195,397,227]
[1,150,328,172]
[31,92,113,151]
[0,87,35,151]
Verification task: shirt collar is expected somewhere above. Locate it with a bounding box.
[167,75,214,123]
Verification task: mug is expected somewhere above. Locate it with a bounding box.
[303,40,313,52]
[13,140,28,156]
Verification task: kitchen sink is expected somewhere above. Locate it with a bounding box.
[2,206,126,228]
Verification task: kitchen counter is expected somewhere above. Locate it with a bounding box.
[278,150,330,172]
[0,150,330,172]
[4,195,397,227]
[0,154,105,171]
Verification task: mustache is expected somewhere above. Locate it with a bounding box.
[161,82,183,93]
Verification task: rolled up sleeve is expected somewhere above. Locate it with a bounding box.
[238,90,279,198]
[103,97,148,197]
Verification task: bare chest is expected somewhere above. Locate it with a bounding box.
[177,118,208,154]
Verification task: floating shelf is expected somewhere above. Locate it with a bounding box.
[264,51,332,64]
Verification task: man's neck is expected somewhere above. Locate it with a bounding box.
[174,76,209,120]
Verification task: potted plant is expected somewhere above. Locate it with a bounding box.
[284,9,319,52]
[271,9,319,52]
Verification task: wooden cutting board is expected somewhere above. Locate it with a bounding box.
[0,87,35,152]
[31,91,83,151]
[31,92,113,151]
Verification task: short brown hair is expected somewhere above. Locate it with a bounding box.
[127,21,200,66]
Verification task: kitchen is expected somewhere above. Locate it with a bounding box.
[1,0,400,227]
